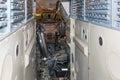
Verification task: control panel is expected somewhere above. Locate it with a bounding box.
[85,0,111,27]
[11,0,25,27]
[0,0,7,29]
[27,0,33,20]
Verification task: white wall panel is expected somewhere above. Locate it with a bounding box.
[74,20,89,80]
[24,19,36,80]
[89,23,120,80]
[70,18,76,80]
[0,27,24,80]
[0,19,36,80]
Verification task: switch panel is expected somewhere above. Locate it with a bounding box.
[27,0,33,20]
[10,0,25,26]
[0,0,7,28]
[85,0,111,27]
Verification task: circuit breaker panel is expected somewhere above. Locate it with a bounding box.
[85,0,111,27]
[113,0,120,30]
[0,0,8,32]
[0,0,7,28]
[11,0,25,27]
[27,0,33,20]
[77,0,85,20]
[70,0,120,30]
[71,0,85,20]
[0,0,34,34]
[71,0,79,19]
